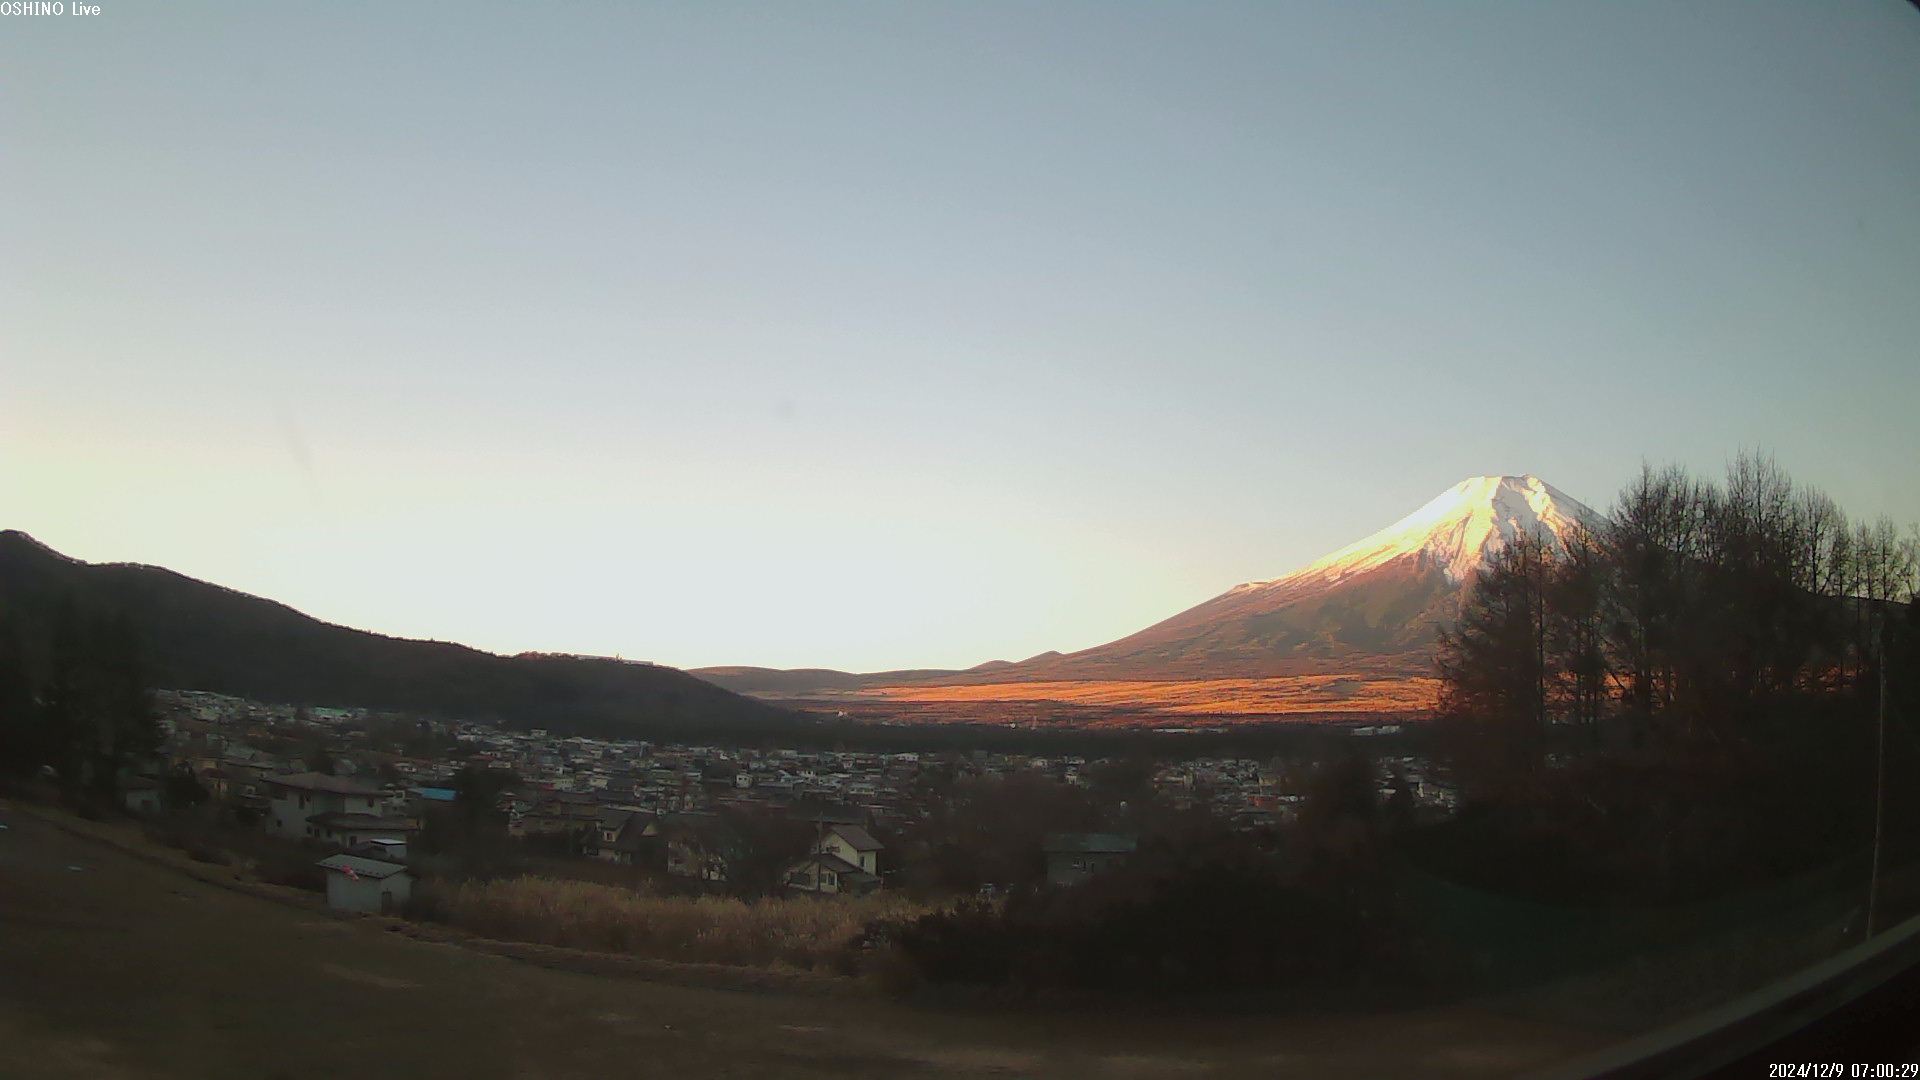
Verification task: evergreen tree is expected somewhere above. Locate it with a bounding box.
[39,603,159,800]
[0,615,43,777]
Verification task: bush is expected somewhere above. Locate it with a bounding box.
[186,842,229,865]
[862,943,925,996]
[880,900,1015,987]
[404,880,451,923]
[880,832,1409,998]
[257,856,326,892]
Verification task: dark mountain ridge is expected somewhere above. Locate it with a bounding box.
[0,530,792,739]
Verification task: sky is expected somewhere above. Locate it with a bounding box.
[3,1,1918,672]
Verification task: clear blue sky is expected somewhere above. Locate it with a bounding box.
[4,1,1918,671]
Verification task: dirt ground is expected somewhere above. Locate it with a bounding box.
[0,806,1607,1079]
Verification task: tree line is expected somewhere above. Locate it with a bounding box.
[1432,454,1920,899]
[0,601,162,803]
[1441,455,1917,762]
[875,456,1920,1001]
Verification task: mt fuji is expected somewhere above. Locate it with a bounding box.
[696,475,1604,702]
[988,475,1602,682]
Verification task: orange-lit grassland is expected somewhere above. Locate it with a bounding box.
[771,674,1441,729]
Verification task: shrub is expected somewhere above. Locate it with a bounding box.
[862,942,924,996]
[257,856,326,892]
[880,831,1408,998]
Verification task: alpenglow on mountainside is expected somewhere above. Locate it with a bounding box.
[999,475,1602,681]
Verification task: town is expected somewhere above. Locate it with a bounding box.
[139,687,1455,909]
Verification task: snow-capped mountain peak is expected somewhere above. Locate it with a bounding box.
[1245,474,1601,593]
[988,474,1604,681]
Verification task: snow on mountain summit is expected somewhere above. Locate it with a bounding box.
[1246,475,1602,592]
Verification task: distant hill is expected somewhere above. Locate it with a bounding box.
[0,530,795,739]
[687,666,958,695]
[691,652,1067,696]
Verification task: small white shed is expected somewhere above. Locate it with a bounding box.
[349,837,409,863]
[316,854,413,915]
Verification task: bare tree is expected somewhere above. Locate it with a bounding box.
[1436,533,1555,798]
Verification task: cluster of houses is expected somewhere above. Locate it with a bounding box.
[507,790,886,894]
[141,688,1459,908]
[156,691,1458,831]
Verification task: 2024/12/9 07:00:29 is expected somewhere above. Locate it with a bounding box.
[1766,1060,1920,1068]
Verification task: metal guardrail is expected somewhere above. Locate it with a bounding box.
[1531,910,1920,1080]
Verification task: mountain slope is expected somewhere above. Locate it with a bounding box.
[689,653,1064,694]
[1005,475,1601,680]
[0,530,794,738]
[686,666,964,695]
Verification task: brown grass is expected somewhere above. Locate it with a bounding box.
[858,676,1441,717]
[431,876,939,971]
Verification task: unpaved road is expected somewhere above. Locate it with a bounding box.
[0,808,1604,1078]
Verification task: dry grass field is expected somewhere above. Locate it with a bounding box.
[433,876,939,969]
[774,673,1444,727]
[861,675,1441,716]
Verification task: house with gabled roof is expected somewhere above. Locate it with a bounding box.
[263,772,384,841]
[816,823,881,876]
[601,814,659,867]
[592,806,657,864]
[785,851,879,895]
[786,822,884,895]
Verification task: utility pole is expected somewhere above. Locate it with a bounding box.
[1866,619,1888,941]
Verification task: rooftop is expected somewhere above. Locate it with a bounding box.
[264,772,381,797]
[825,823,883,851]
[796,852,880,883]
[315,854,409,880]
